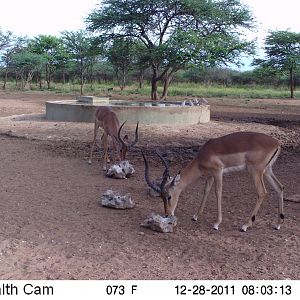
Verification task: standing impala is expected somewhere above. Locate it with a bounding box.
[88,106,139,170]
[142,131,284,232]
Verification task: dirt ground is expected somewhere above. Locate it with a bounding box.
[0,91,299,280]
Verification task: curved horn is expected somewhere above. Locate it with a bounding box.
[117,120,127,148]
[128,122,139,148]
[118,121,139,149]
[141,151,161,194]
[155,150,170,191]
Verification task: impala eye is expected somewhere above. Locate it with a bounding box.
[167,196,171,201]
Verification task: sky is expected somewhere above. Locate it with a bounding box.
[241,0,300,49]
[0,0,100,36]
[1,0,300,68]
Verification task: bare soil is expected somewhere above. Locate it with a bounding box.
[0,91,299,280]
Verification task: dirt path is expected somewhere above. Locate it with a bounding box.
[0,92,299,279]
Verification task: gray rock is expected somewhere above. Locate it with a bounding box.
[182,98,208,106]
[141,213,177,233]
[101,190,134,209]
[106,160,135,179]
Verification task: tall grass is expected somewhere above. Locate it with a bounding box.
[2,81,299,99]
[105,82,300,99]
[166,82,300,99]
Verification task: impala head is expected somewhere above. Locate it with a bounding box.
[142,150,181,216]
[117,120,139,160]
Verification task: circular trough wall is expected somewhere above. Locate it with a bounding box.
[45,100,210,124]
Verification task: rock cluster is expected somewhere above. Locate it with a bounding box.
[181,98,208,106]
[106,161,135,179]
[101,190,134,209]
[141,213,177,233]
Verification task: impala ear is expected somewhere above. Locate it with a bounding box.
[171,173,181,187]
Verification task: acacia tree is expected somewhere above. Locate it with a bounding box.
[254,31,300,98]
[10,51,46,89]
[61,30,100,95]
[28,35,63,89]
[0,30,16,89]
[87,0,255,100]
[106,38,136,90]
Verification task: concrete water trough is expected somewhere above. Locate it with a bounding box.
[45,96,210,124]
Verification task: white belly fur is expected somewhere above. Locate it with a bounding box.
[223,164,246,174]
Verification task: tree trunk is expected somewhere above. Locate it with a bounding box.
[39,73,42,90]
[62,65,66,85]
[120,68,126,91]
[15,72,18,87]
[46,64,51,89]
[138,70,144,89]
[160,70,175,100]
[2,67,8,90]
[80,58,84,95]
[151,78,158,100]
[90,63,94,91]
[24,71,33,90]
[290,67,294,99]
[151,65,159,100]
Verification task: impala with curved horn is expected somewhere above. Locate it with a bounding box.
[88,106,139,170]
[142,131,284,232]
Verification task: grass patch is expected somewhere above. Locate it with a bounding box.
[1,81,299,99]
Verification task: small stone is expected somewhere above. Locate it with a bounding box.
[106,161,135,179]
[141,213,177,233]
[101,190,134,209]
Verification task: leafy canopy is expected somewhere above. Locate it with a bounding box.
[264,30,300,70]
[86,0,255,68]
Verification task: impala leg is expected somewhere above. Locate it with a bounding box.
[241,169,267,232]
[264,167,284,230]
[213,171,223,230]
[102,133,109,171]
[88,121,99,164]
[101,134,110,163]
[192,176,214,222]
[111,137,119,164]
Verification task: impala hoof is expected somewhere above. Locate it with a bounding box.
[192,215,198,221]
[213,224,219,230]
[240,225,247,232]
[88,160,92,165]
[273,224,281,230]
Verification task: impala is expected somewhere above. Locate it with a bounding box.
[142,131,284,232]
[88,106,139,170]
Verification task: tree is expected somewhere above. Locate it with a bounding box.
[61,30,100,95]
[28,35,63,89]
[107,38,136,90]
[10,51,46,89]
[87,0,255,100]
[1,35,28,89]
[254,30,300,98]
[0,28,12,51]
[0,27,12,51]
[0,29,15,89]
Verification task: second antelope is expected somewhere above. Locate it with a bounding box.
[88,106,139,170]
[142,131,284,232]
